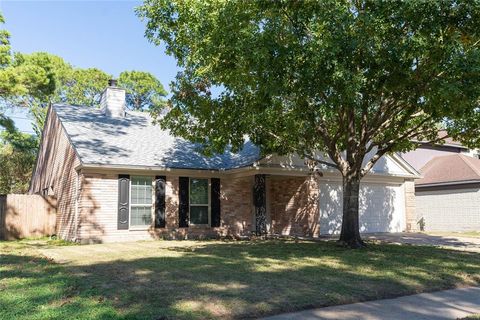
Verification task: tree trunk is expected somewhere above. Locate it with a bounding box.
[338,174,366,248]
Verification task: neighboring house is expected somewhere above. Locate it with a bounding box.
[30,81,419,243]
[401,135,480,232]
[415,154,480,232]
[400,131,479,171]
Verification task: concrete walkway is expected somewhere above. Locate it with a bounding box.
[262,286,480,320]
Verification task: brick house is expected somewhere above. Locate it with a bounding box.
[30,81,419,243]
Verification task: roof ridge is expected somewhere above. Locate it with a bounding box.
[459,154,480,177]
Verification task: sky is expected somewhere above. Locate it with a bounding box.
[0,0,179,134]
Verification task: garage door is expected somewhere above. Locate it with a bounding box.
[319,181,406,235]
[416,188,480,232]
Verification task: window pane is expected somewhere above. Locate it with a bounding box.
[131,177,152,205]
[190,206,209,224]
[131,206,152,226]
[190,179,208,204]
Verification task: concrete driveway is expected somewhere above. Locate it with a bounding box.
[364,232,480,252]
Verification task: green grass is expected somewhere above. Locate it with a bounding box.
[2,239,480,320]
[427,231,480,239]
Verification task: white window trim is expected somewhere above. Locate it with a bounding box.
[129,176,154,230]
[189,178,211,227]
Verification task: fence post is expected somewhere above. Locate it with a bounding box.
[0,195,6,240]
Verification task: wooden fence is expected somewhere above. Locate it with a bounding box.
[0,194,57,240]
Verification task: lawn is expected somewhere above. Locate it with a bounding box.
[427,231,480,239]
[2,239,480,320]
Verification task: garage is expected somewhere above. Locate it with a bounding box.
[415,154,480,232]
[319,180,406,235]
[416,187,480,231]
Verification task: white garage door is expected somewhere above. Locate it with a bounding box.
[319,181,406,235]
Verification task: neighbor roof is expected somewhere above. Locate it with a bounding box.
[53,104,261,170]
[413,129,467,149]
[416,154,480,186]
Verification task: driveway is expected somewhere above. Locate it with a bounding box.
[364,232,480,252]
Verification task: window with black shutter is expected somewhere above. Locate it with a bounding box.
[179,177,221,227]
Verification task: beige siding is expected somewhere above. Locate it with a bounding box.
[30,107,81,241]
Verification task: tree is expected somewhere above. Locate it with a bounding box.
[119,70,167,111]
[0,14,57,134]
[0,119,38,194]
[4,52,167,134]
[138,0,480,247]
[0,14,55,103]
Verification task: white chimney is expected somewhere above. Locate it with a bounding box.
[100,79,126,118]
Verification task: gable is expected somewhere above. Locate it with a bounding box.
[257,151,418,178]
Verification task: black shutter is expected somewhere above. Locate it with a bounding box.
[118,174,130,230]
[211,178,221,227]
[155,176,166,228]
[178,177,189,228]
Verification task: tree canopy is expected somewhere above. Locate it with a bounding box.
[138,0,480,247]
[119,70,167,111]
[0,123,37,194]
[2,51,167,135]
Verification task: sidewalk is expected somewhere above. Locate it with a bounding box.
[262,286,480,320]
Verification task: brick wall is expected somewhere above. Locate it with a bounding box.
[404,179,417,231]
[76,174,255,243]
[269,176,320,237]
[30,107,81,241]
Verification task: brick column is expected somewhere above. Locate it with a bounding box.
[404,179,417,232]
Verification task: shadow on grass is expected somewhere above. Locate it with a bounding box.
[2,240,480,320]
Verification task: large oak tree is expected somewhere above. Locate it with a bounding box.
[139,0,480,247]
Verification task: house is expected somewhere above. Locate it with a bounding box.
[400,131,479,171]
[400,134,480,232]
[414,154,480,232]
[30,81,419,243]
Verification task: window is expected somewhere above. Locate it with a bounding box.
[189,178,209,225]
[130,176,153,227]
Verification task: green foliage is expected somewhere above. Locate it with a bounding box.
[0,15,55,100]
[138,0,480,176]
[119,70,167,111]
[4,52,168,135]
[4,52,168,134]
[0,127,38,194]
[62,68,110,107]
[0,13,11,68]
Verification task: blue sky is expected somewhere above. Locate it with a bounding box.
[1,0,179,134]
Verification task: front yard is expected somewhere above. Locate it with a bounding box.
[427,231,480,239]
[2,239,480,320]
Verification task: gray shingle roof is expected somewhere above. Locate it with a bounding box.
[53,104,261,170]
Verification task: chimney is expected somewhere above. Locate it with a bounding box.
[100,79,126,118]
